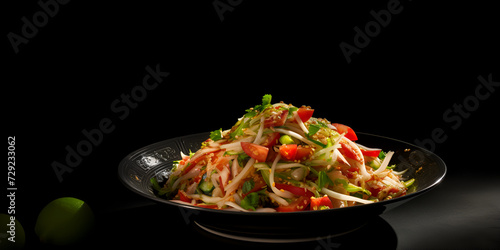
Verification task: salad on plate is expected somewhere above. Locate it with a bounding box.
[151,95,414,212]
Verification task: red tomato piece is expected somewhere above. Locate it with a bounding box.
[275,183,314,198]
[310,196,334,210]
[264,110,289,128]
[338,139,363,162]
[261,132,281,148]
[294,146,313,161]
[360,148,381,157]
[266,148,278,162]
[297,108,314,122]
[367,186,381,197]
[275,196,311,212]
[332,123,358,141]
[178,190,191,203]
[279,144,297,161]
[241,142,269,162]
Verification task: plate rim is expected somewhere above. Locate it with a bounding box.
[118,131,447,215]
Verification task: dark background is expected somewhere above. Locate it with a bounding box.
[3,1,499,249]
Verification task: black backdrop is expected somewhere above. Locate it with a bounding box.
[4,1,499,249]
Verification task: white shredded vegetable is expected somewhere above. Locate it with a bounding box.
[374,151,394,175]
[171,165,202,191]
[321,187,375,204]
[275,162,306,170]
[393,169,408,176]
[342,137,370,181]
[219,137,254,152]
[224,201,249,212]
[255,207,277,212]
[274,128,316,146]
[189,147,219,164]
[253,116,266,145]
[268,192,289,206]
[269,154,294,199]
[355,143,382,152]
[224,158,256,197]
[231,156,240,179]
[293,111,309,134]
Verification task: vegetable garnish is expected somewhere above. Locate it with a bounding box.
[152,95,410,212]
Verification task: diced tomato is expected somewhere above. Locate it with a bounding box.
[338,141,356,161]
[360,148,381,157]
[294,146,313,161]
[338,139,363,162]
[279,144,297,161]
[241,142,269,162]
[275,196,311,212]
[275,183,314,198]
[279,145,312,162]
[367,186,381,197]
[310,196,334,210]
[332,123,358,141]
[264,110,289,128]
[261,132,281,148]
[296,108,314,122]
[178,190,191,203]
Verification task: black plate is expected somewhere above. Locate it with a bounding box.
[118,132,446,241]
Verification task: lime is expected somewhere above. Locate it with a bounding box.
[0,214,25,249]
[35,197,95,245]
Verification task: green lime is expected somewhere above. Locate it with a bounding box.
[0,214,25,249]
[35,197,95,245]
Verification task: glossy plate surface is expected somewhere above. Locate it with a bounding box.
[118,132,446,239]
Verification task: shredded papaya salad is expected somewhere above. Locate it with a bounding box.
[151,95,414,212]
